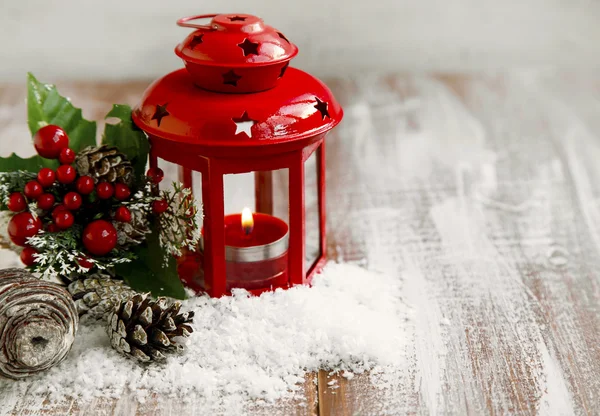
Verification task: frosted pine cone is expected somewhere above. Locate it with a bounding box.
[75,145,134,186]
[68,277,137,319]
[107,294,194,362]
[115,208,151,247]
[0,268,78,379]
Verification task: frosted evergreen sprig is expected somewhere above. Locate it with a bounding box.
[26,228,135,279]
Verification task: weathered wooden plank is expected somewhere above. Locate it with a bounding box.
[317,73,600,415]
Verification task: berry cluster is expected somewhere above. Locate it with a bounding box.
[5,125,167,268]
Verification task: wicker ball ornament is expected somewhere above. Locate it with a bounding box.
[0,268,78,379]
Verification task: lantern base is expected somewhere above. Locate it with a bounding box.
[177,248,291,296]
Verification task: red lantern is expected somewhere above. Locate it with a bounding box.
[133,13,343,297]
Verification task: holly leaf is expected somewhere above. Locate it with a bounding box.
[0,153,50,173]
[27,73,97,152]
[115,228,186,299]
[102,104,149,181]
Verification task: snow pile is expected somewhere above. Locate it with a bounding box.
[0,263,408,412]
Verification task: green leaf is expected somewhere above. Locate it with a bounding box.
[0,153,56,173]
[102,104,149,181]
[27,73,97,152]
[115,228,186,299]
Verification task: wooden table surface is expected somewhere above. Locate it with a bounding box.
[1,73,600,415]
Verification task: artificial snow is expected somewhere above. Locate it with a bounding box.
[0,263,409,413]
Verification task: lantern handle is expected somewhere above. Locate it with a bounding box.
[177,14,219,30]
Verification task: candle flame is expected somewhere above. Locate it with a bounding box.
[241,207,254,235]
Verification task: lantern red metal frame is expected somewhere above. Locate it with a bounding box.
[133,14,342,297]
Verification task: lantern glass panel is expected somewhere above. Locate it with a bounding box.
[222,168,290,292]
[304,150,321,271]
[191,171,203,205]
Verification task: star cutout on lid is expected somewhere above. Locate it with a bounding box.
[233,111,256,138]
[314,98,330,120]
[222,70,242,86]
[188,34,204,50]
[228,15,246,22]
[151,103,170,127]
[237,38,260,56]
[278,62,289,79]
[277,32,290,43]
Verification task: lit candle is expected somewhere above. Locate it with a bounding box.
[193,208,290,291]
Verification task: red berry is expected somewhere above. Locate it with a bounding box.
[7,193,27,212]
[76,176,95,195]
[77,256,94,270]
[51,204,68,220]
[37,168,56,188]
[56,165,76,184]
[96,183,114,199]
[24,180,43,199]
[58,148,76,164]
[8,212,42,246]
[46,223,58,233]
[82,220,117,256]
[152,199,169,214]
[54,210,74,230]
[33,125,69,159]
[37,193,55,210]
[146,167,164,184]
[114,183,131,201]
[20,246,39,266]
[114,206,132,223]
[20,247,39,267]
[63,192,82,210]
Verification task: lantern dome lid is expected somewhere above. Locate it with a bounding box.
[133,67,342,149]
[174,14,298,93]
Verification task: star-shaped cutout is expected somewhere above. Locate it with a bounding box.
[237,38,260,56]
[188,34,204,50]
[151,103,170,127]
[314,98,330,120]
[277,32,290,43]
[228,15,246,22]
[278,62,289,79]
[233,112,255,138]
[222,70,242,87]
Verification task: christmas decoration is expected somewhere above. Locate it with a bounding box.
[75,145,134,186]
[37,168,56,188]
[114,183,131,201]
[33,125,69,159]
[56,164,76,184]
[82,220,118,256]
[146,167,164,184]
[24,180,43,199]
[0,268,78,379]
[66,273,137,319]
[75,175,94,194]
[135,13,341,296]
[96,182,114,199]
[7,192,27,212]
[107,293,194,362]
[58,148,76,165]
[8,212,42,246]
[114,206,132,223]
[0,74,202,299]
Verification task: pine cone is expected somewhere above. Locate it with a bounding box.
[107,294,194,362]
[75,145,134,186]
[68,276,137,319]
[115,209,151,247]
